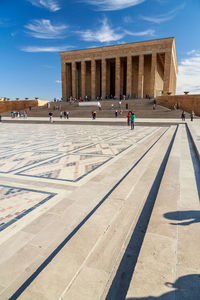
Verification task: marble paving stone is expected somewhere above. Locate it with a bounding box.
[16,154,113,182]
[0,184,56,232]
[0,151,61,173]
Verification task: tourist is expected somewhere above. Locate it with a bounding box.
[93,111,96,119]
[66,111,69,119]
[98,102,102,110]
[190,111,194,121]
[111,103,114,109]
[115,110,118,117]
[127,112,131,126]
[60,111,63,119]
[118,101,121,108]
[49,112,53,123]
[181,111,186,121]
[64,111,67,119]
[23,111,27,119]
[131,112,135,130]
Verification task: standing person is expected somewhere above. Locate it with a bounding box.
[115,110,118,117]
[118,101,121,108]
[49,112,53,123]
[66,111,69,119]
[60,111,63,119]
[64,111,67,119]
[93,110,96,119]
[131,112,135,130]
[190,111,194,121]
[181,111,185,121]
[127,112,131,126]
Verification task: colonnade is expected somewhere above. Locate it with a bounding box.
[62,51,172,100]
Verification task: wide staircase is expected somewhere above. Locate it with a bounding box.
[3,122,199,300]
[2,99,188,119]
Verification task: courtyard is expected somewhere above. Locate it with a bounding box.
[0,122,199,299]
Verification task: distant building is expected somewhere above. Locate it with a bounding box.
[60,37,177,100]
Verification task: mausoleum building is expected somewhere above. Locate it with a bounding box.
[60,37,177,100]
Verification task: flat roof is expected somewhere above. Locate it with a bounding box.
[60,37,175,55]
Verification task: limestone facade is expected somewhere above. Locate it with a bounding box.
[60,37,177,100]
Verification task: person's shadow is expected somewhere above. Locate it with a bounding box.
[126,274,200,299]
[163,210,200,226]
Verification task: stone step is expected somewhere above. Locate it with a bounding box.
[126,124,200,299]
[1,127,166,300]
[16,127,176,299]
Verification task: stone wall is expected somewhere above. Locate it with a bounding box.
[157,95,200,116]
[0,100,40,113]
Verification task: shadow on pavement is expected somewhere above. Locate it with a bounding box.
[164,210,200,226]
[126,274,200,300]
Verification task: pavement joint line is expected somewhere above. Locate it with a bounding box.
[9,126,170,300]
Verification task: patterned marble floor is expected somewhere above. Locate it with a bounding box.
[0,123,158,234]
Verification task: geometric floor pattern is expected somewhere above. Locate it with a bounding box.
[0,123,157,233]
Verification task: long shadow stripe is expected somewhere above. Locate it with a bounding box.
[9,127,169,300]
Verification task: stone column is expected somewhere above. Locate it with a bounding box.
[101,58,106,99]
[138,55,144,98]
[150,53,157,98]
[81,60,86,98]
[126,55,132,98]
[91,59,96,100]
[72,61,76,98]
[61,61,67,100]
[163,51,172,95]
[115,57,120,99]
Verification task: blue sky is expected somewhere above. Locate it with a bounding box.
[0,0,200,100]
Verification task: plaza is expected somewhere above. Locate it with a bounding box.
[0,120,200,299]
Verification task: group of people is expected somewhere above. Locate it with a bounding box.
[127,111,135,130]
[181,111,195,121]
[11,111,27,118]
[49,111,70,122]
[59,111,69,119]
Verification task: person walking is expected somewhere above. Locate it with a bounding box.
[66,111,69,119]
[131,112,135,130]
[115,110,118,117]
[60,111,63,119]
[49,112,53,123]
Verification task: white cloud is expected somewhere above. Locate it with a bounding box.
[78,18,124,42]
[78,18,154,43]
[28,0,60,11]
[56,80,61,83]
[141,4,185,24]
[25,19,67,39]
[82,0,146,11]
[124,29,155,36]
[21,45,73,52]
[177,51,200,94]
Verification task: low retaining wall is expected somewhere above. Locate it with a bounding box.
[0,100,47,113]
[157,95,200,116]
